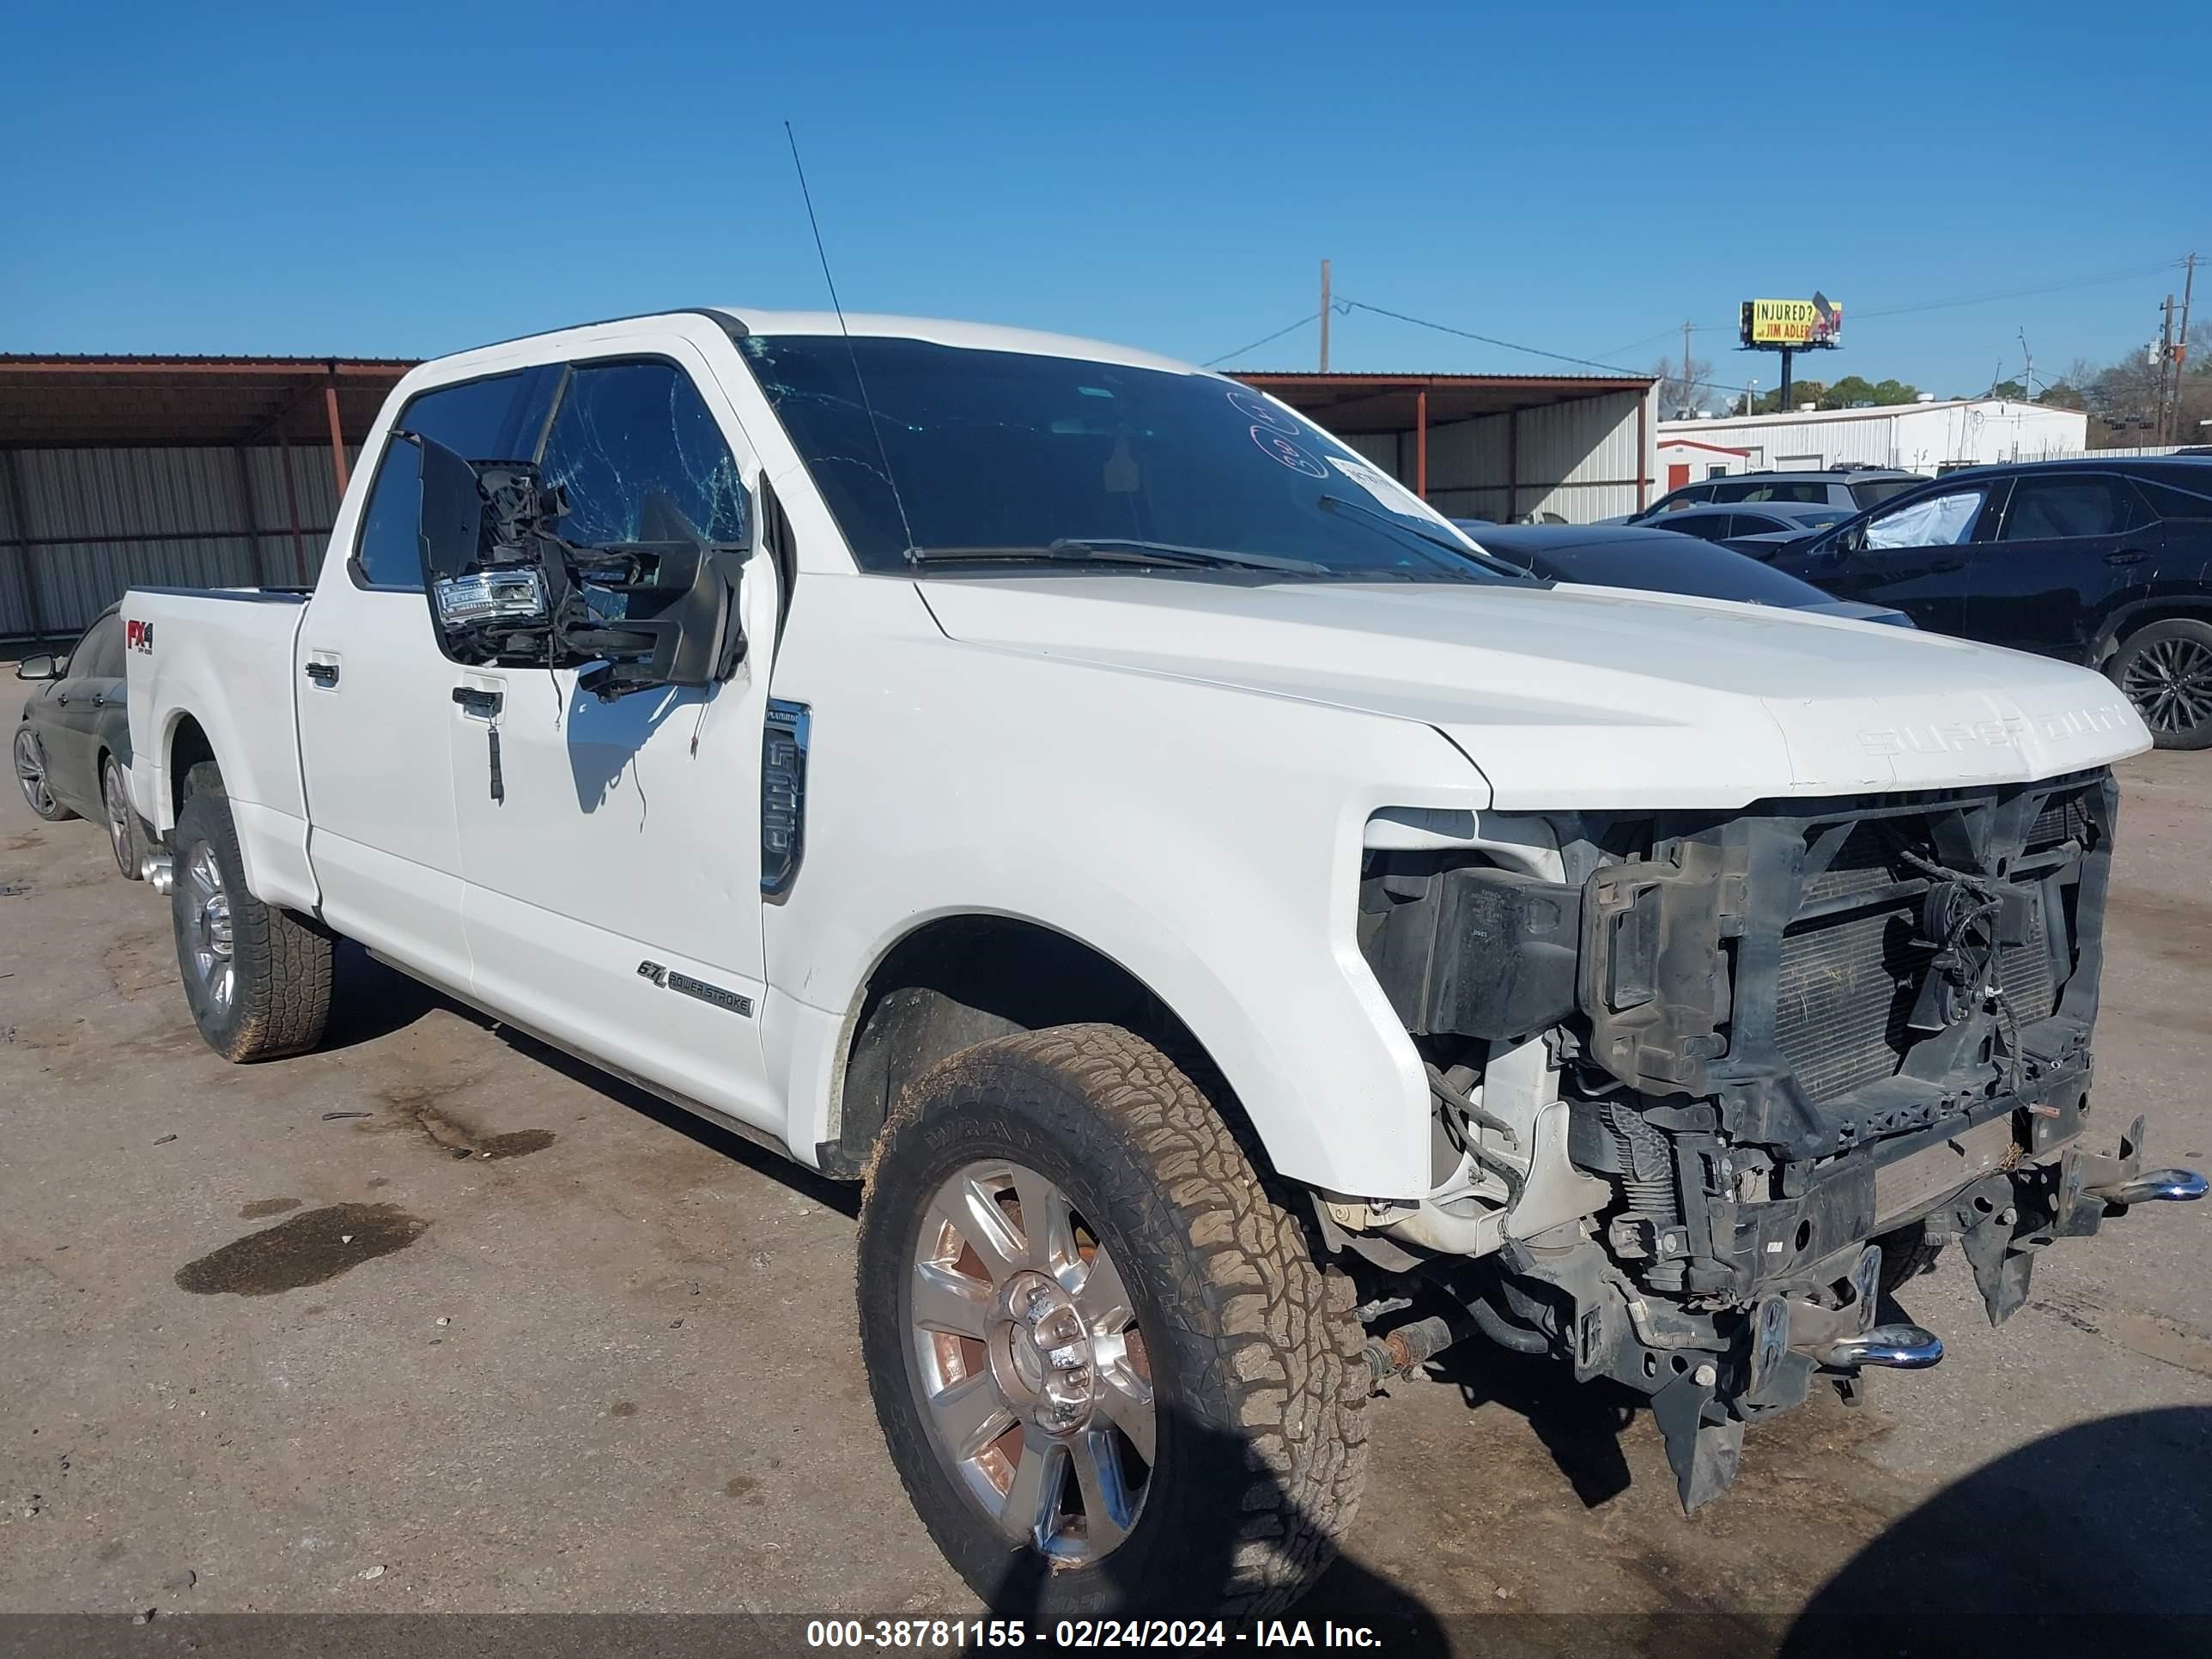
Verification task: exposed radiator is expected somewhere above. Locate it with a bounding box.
[1774,907,1935,1101]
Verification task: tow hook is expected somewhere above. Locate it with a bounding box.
[2086,1168,2209,1206]
[142,853,174,893]
[1818,1322,1944,1371]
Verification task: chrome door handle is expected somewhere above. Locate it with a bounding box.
[2105,550,2148,567]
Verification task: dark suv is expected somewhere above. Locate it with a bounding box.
[1629,465,1926,523]
[1768,459,2212,748]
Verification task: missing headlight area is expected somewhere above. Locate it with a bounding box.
[1352,771,2130,1510]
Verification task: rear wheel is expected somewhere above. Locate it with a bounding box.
[169,763,333,1060]
[2112,617,2212,750]
[13,726,75,821]
[856,1024,1368,1618]
[101,755,141,879]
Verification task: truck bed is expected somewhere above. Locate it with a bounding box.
[121,586,319,913]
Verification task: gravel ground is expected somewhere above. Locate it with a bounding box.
[2,746,2206,1656]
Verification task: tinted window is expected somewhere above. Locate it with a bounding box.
[539,361,749,549]
[70,614,125,679]
[1717,478,1830,504]
[1662,512,1737,542]
[744,337,1515,581]
[1850,477,1923,507]
[2002,476,2133,541]
[1651,486,1714,514]
[351,368,562,589]
[2137,477,2212,520]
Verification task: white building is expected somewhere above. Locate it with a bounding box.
[1654,397,2090,493]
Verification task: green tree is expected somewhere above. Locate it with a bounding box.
[1989,379,2028,400]
[1754,378,1826,414]
[2038,381,2089,410]
[1821,374,1878,408]
[1870,379,1921,405]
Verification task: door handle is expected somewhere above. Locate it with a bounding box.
[451,687,503,717]
[2105,550,2148,567]
[304,661,340,688]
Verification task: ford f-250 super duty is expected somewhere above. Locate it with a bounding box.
[124,309,2205,1616]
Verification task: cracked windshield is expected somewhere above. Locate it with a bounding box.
[739,334,1520,582]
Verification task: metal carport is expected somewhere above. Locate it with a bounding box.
[0,356,410,641]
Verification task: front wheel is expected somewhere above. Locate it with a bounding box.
[2112,617,2212,750]
[170,763,334,1060]
[856,1024,1368,1619]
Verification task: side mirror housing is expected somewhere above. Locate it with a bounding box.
[15,653,59,682]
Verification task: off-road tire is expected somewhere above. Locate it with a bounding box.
[2110,617,2212,750]
[1876,1222,1945,1295]
[170,762,333,1061]
[856,1023,1369,1618]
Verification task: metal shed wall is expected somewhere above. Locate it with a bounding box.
[1,443,356,640]
[1418,389,1653,522]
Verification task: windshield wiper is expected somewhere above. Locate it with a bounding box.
[1316,494,1531,580]
[904,539,1328,575]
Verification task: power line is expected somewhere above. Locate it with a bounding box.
[1201,311,1322,368]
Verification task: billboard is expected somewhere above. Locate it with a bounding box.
[1741,295,1842,349]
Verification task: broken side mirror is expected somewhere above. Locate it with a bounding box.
[404,432,556,640]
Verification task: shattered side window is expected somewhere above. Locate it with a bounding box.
[539,362,750,550]
[1864,489,1985,550]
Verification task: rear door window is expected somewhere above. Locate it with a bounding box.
[1998,476,2136,541]
[70,614,125,680]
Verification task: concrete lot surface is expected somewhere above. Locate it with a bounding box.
[3,751,2209,1654]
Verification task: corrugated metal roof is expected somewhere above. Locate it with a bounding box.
[0,356,416,448]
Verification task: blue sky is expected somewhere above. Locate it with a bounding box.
[5,0,2203,398]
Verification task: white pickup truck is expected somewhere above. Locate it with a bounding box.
[124,309,2203,1616]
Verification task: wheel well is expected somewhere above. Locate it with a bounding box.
[2095,601,2212,665]
[167,714,216,822]
[824,915,1232,1180]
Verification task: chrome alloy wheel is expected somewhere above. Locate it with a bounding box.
[2122,635,2212,736]
[908,1160,1156,1565]
[13,727,54,815]
[103,762,133,874]
[182,842,236,1010]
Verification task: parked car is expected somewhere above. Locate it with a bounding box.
[1769,459,2212,748]
[1637,502,1854,555]
[121,309,2197,1616]
[1450,521,1912,625]
[1619,465,1927,525]
[12,602,142,877]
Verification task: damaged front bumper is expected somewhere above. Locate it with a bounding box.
[1497,1110,2203,1511]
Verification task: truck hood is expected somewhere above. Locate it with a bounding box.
[917,576,2151,810]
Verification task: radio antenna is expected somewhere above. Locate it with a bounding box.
[783,120,919,564]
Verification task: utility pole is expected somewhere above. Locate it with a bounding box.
[2154,294,2175,443]
[2172,253,2197,444]
[1680,319,1694,415]
[1319,259,1331,374]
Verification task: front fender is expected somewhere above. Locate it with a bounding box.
[761,576,1489,1199]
